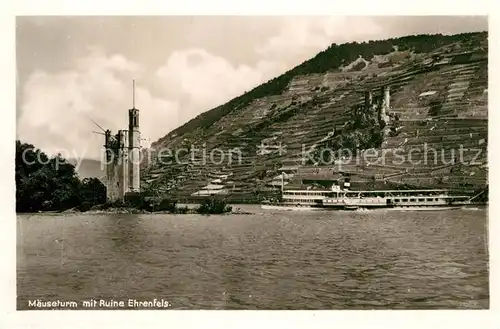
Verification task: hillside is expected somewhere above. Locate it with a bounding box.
[68,158,104,180]
[144,32,488,202]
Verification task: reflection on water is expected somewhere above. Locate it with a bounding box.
[17,206,489,309]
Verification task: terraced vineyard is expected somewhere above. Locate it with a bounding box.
[142,32,488,202]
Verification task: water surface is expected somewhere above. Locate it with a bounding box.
[17,206,489,309]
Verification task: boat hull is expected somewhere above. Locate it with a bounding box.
[385,206,462,211]
[260,204,325,211]
[261,204,463,212]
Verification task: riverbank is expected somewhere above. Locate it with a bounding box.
[57,206,254,215]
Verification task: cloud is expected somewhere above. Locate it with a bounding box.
[155,48,284,115]
[256,17,384,62]
[17,51,179,160]
[255,16,487,65]
[18,48,285,160]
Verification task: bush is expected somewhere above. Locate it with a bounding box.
[471,186,488,203]
[196,199,232,214]
[78,201,94,212]
[80,177,106,207]
[156,198,177,212]
[175,206,189,214]
[16,140,103,212]
[100,200,127,209]
[124,191,153,211]
[429,100,443,116]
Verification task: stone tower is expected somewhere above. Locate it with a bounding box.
[117,129,129,198]
[364,90,373,107]
[102,80,141,201]
[383,85,391,110]
[380,85,391,124]
[128,84,141,192]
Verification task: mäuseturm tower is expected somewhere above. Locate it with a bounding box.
[102,80,141,202]
[128,81,141,192]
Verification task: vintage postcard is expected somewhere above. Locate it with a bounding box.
[5,5,496,329]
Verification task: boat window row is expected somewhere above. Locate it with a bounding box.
[283,191,329,196]
[394,198,441,202]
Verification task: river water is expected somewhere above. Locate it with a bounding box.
[17,206,489,310]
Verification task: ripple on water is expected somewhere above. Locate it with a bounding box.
[16,208,489,309]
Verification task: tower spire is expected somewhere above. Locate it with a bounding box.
[128,78,140,192]
[132,79,135,109]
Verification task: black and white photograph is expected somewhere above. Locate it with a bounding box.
[7,7,495,327]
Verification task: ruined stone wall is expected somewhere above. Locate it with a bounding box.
[118,130,129,199]
[105,130,128,202]
[106,153,120,202]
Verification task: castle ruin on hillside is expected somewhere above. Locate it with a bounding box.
[364,85,391,125]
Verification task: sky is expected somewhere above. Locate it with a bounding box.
[16,16,487,160]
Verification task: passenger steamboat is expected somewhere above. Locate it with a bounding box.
[261,175,479,211]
